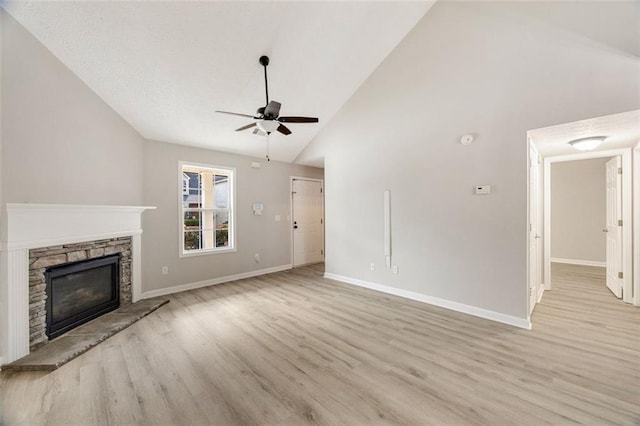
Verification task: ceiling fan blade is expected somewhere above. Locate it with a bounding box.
[216,110,257,119]
[277,124,292,135]
[278,116,319,123]
[264,101,281,118]
[235,122,257,132]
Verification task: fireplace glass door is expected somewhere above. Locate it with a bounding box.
[45,255,120,339]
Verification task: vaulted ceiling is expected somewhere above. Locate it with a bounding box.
[2,1,435,163]
[4,1,639,165]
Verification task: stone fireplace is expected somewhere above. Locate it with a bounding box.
[1,204,155,365]
[29,237,132,349]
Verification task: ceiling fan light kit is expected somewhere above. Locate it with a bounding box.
[257,119,280,134]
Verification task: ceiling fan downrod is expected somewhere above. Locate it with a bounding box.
[260,55,270,107]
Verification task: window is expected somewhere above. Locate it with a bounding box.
[180,163,234,255]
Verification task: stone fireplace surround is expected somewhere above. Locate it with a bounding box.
[28,237,133,349]
[0,204,155,365]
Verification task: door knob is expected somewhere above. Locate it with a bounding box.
[294,225,298,229]
[535,235,540,239]
[602,229,608,233]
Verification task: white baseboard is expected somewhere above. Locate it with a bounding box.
[551,257,606,268]
[141,264,292,299]
[537,284,545,303]
[324,273,531,330]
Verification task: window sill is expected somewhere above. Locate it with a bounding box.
[179,247,237,258]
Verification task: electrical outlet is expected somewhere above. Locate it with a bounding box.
[161,266,169,275]
[392,265,399,274]
[370,263,375,271]
[254,253,261,263]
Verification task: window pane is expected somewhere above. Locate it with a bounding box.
[215,211,229,229]
[214,175,229,208]
[216,230,229,248]
[184,211,201,228]
[183,172,203,209]
[184,231,201,251]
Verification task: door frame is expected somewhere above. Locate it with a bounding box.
[289,176,325,267]
[542,148,633,304]
[527,140,543,316]
[634,142,640,306]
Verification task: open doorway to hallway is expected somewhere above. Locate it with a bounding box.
[527,110,640,319]
[549,156,618,303]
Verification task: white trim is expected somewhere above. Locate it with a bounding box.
[537,283,545,304]
[550,257,606,268]
[543,148,629,164]
[178,161,236,258]
[3,230,142,251]
[290,176,325,267]
[324,273,532,330]
[140,264,292,299]
[527,140,543,316]
[3,203,155,250]
[179,247,237,258]
[5,203,153,213]
[634,141,640,306]
[543,148,633,303]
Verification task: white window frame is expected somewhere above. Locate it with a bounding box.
[179,161,236,257]
[182,173,190,196]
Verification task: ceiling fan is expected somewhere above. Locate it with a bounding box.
[216,56,319,136]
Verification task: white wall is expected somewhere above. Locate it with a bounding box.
[141,140,322,294]
[551,158,608,263]
[0,10,144,212]
[297,2,640,321]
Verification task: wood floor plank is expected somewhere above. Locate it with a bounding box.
[1,262,638,425]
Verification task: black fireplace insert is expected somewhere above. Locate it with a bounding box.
[45,254,120,339]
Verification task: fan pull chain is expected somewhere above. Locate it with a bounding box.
[265,133,271,162]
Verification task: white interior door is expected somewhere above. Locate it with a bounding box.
[529,145,541,314]
[605,156,623,298]
[292,179,324,267]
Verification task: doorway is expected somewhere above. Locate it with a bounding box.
[291,177,324,267]
[541,149,633,304]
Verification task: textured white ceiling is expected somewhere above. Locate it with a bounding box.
[2,1,435,163]
[529,110,640,157]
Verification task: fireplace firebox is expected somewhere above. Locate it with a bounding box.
[45,255,120,339]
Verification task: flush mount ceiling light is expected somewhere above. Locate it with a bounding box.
[568,136,606,151]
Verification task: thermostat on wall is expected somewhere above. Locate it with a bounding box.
[475,185,491,195]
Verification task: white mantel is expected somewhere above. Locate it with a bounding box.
[0,203,156,365]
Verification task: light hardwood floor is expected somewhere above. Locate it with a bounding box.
[1,263,638,425]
